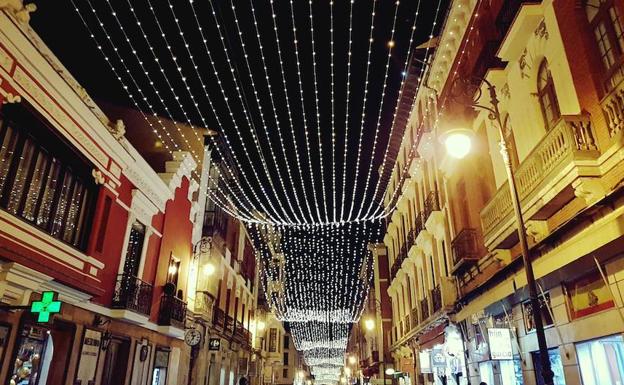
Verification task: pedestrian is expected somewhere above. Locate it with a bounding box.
[239,377,248,385]
[479,382,487,385]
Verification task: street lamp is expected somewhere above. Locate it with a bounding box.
[348,355,357,365]
[447,76,555,385]
[364,318,375,332]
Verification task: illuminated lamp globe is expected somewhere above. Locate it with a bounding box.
[385,368,395,376]
[440,128,474,159]
[345,368,352,376]
[348,356,357,365]
[257,320,266,331]
[203,263,215,276]
[364,318,375,331]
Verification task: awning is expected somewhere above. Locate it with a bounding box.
[417,322,447,350]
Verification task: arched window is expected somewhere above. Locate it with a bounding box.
[537,60,560,130]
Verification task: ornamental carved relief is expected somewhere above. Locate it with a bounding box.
[534,19,549,40]
[0,0,36,23]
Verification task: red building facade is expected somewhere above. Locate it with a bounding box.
[0,5,199,385]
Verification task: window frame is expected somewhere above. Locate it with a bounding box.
[537,60,561,131]
[589,0,624,90]
[0,105,97,250]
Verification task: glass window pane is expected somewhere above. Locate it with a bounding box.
[22,151,50,222]
[576,334,624,385]
[62,181,85,244]
[35,159,61,229]
[0,124,17,194]
[50,171,75,237]
[71,188,90,247]
[6,137,36,214]
[124,221,146,276]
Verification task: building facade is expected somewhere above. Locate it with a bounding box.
[0,3,201,385]
[383,0,624,385]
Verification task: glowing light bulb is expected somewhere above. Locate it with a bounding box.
[443,129,473,159]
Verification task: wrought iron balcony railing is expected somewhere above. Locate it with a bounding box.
[431,286,442,313]
[411,307,419,329]
[111,273,153,316]
[423,190,440,221]
[158,294,187,328]
[451,228,480,273]
[420,297,429,321]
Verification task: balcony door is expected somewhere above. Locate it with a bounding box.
[123,220,146,278]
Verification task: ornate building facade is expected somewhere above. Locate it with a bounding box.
[384,0,624,385]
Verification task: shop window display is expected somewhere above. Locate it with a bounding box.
[499,359,524,385]
[576,334,624,385]
[10,325,49,385]
[531,349,566,385]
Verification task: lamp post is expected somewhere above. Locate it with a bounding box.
[445,76,554,385]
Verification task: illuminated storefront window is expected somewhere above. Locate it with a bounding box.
[576,334,624,385]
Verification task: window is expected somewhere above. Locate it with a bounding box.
[123,221,146,277]
[282,369,288,379]
[531,349,566,385]
[576,334,624,385]
[522,293,554,333]
[269,328,277,352]
[588,0,624,90]
[283,335,289,350]
[0,105,96,250]
[283,352,289,365]
[537,60,560,130]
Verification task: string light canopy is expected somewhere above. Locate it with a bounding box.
[69,0,447,381]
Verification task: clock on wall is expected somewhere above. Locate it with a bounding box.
[184,328,202,347]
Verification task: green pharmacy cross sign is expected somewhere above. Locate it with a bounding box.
[30,291,61,323]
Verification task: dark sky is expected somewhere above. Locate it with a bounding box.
[30,0,449,224]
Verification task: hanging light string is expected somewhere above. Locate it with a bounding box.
[329,0,337,223]
[345,0,382,222]
[287,0,323,223]
[202,0,302,225]
[101,0,269,222]
[306,0,329,222]
[151,0,293,225]
[368,0,443,219]
[238,0,310,224]
[74,0,258,222]
[268,0,316,224]
[360,0,427,220]
[379,0,484,219]
[338,0,355,223]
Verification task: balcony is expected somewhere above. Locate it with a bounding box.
[423,190,440,222]
[603,64,624,136]
[234,321,252,347]
[480,115,598,249]
[213,307,227,331]
[451,228,480,274]
[410,307,419,329]
[157,294,187,329]
[420,298,430,321]
[111,273,153,317]
[407,214,423,252]
[431,286,442,313]
[390,244,408,281]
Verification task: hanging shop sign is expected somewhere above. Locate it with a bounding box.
[431,348,446,368]
[487,328,513,360]
[419,351,432,373]
[209,338,221,351]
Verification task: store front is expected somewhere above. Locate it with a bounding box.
[575,333,624,385]
[417,324,467,385]
[530,349,565,385]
